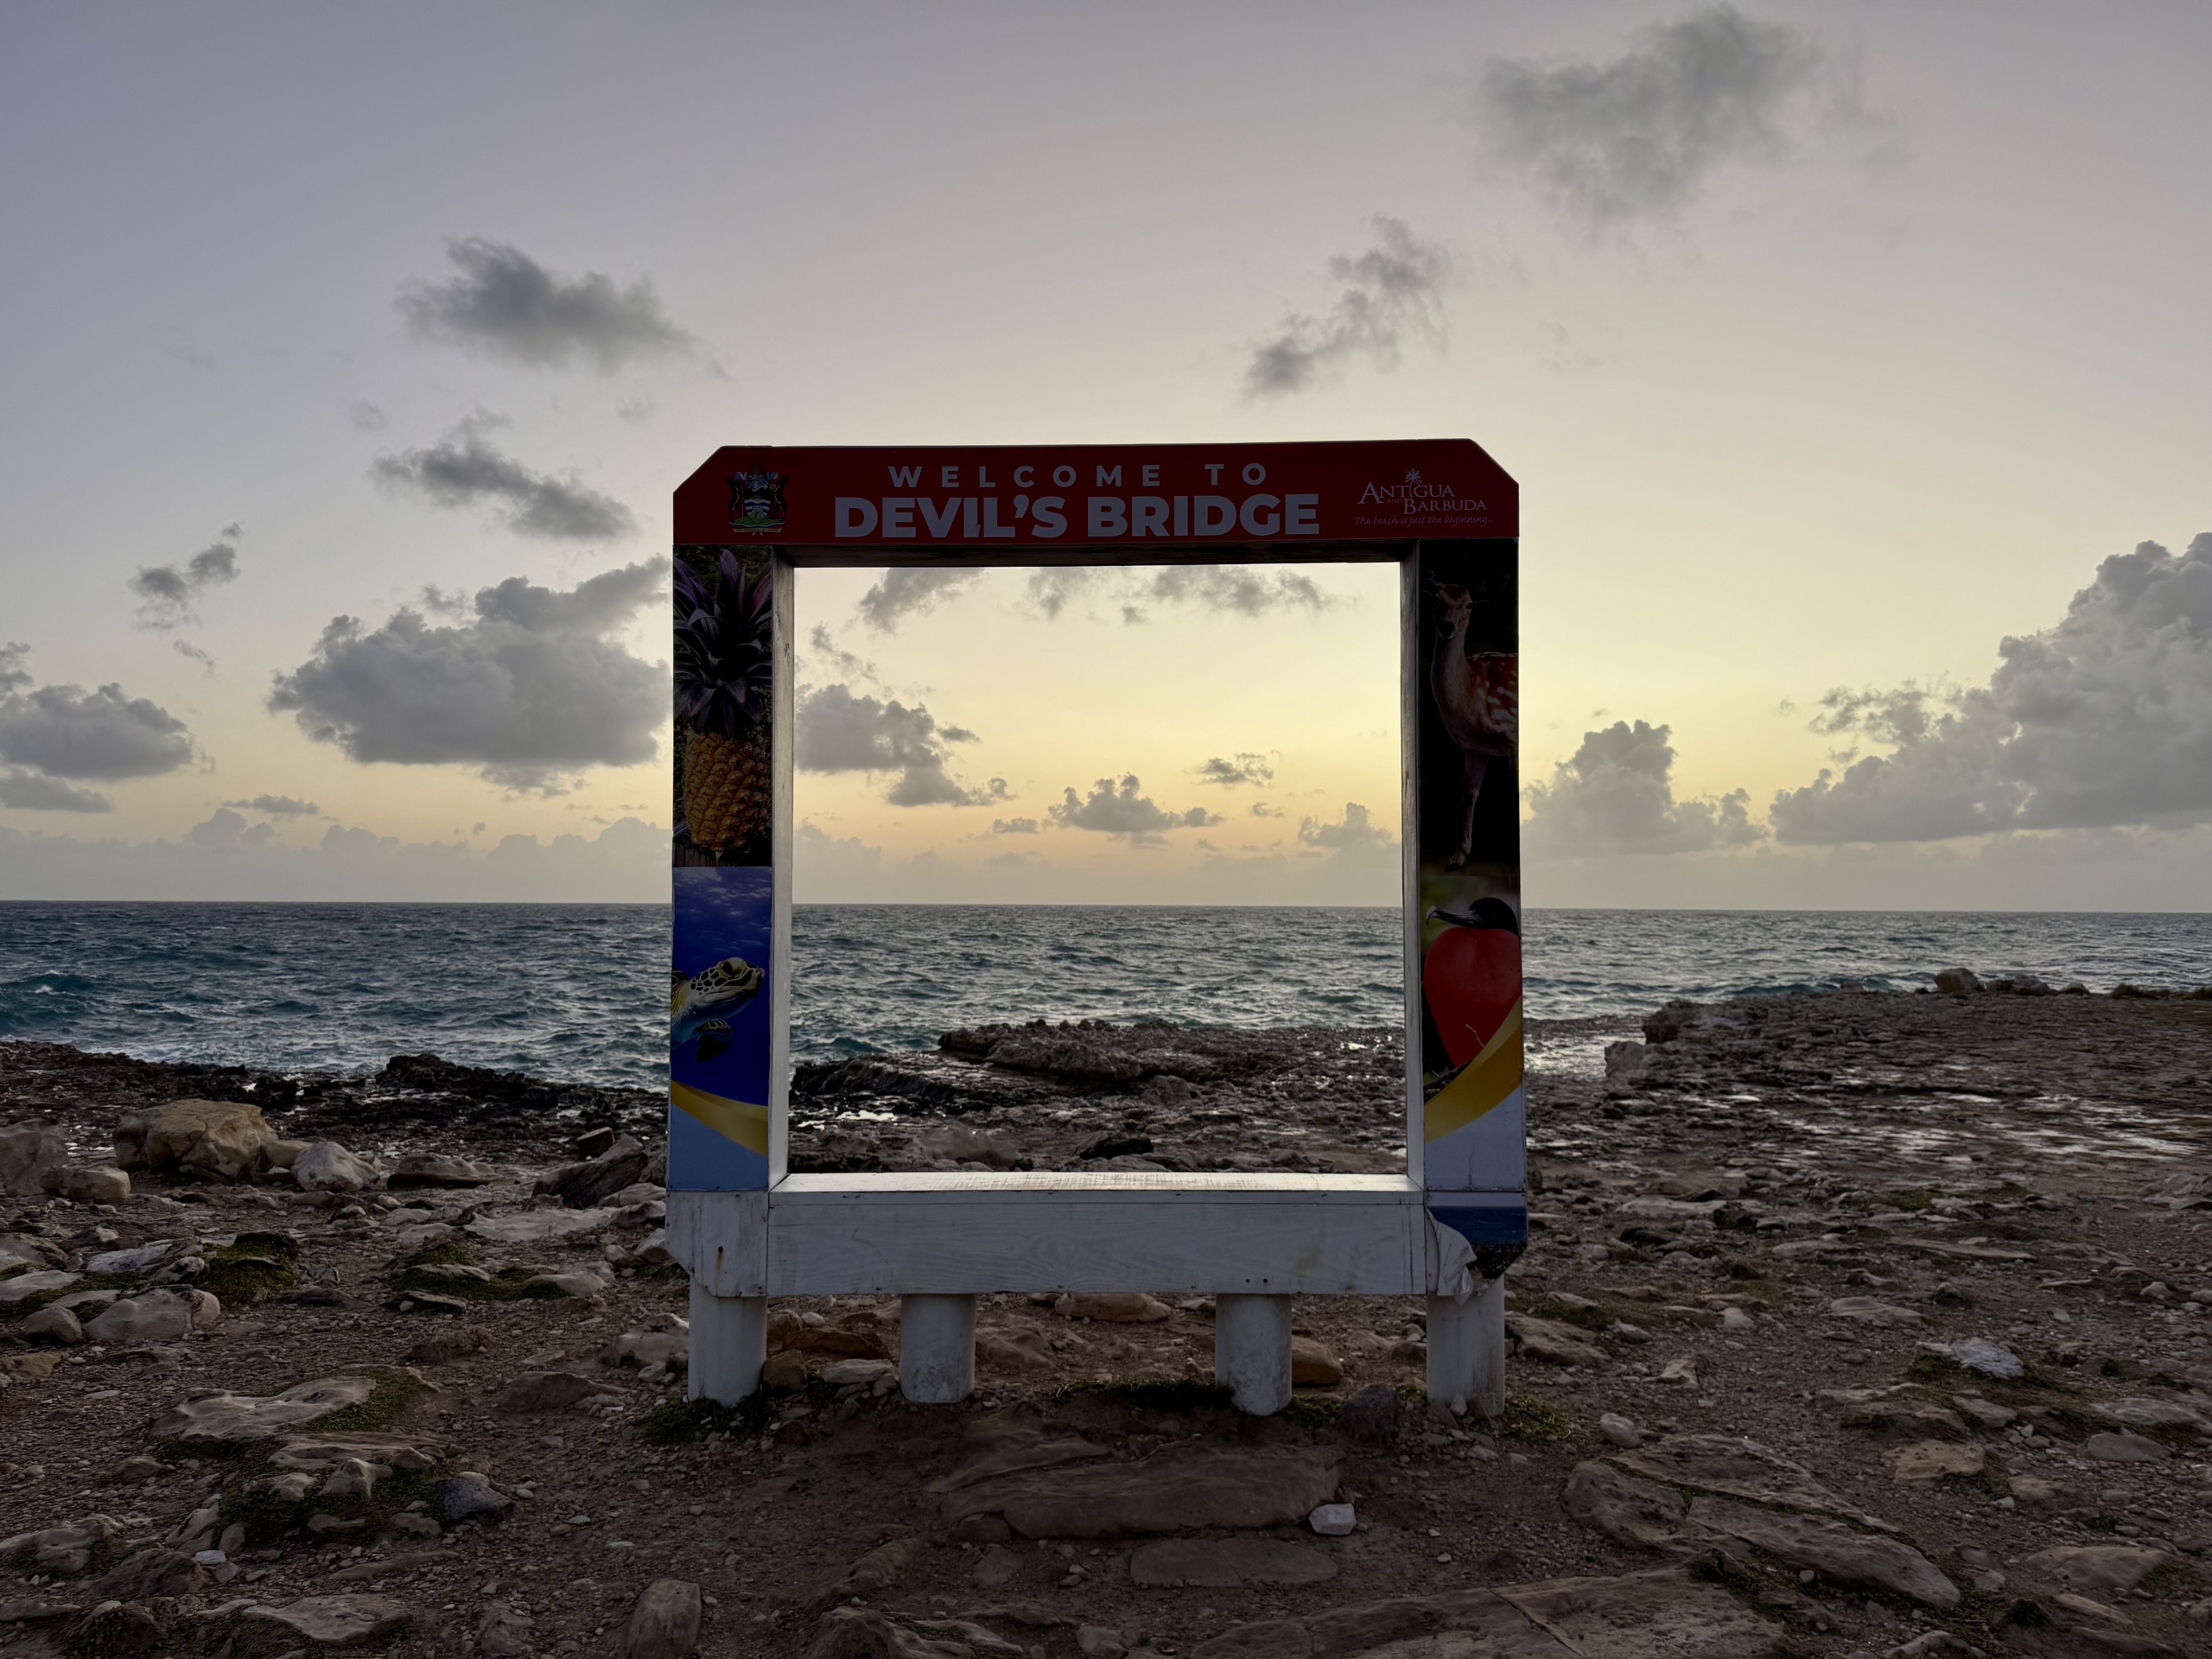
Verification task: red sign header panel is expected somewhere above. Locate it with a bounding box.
[674,440,1516,548]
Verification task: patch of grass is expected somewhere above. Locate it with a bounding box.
[1500,1393,1573,1444]
[386,1263,568,1305]
[1523,1295,1613,1333]
[199,1234,301,1307]
[1881,1188,1936,1211]
[636,1393,783,1445]
[2081,1514,2120,1533]
[1281,1395,1344,1430]
[314,1371,427,1433]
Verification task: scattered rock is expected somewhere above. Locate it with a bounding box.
[1916,1338,2024,1378]
[70,1599,167,1656]
[294,1139,384,1193]
[1507,1314,1609,1367]
[619,1579,701,1659]
[1308,1503,1356,1538]
[495,1371,621,1413]
[0,1122,68,1195]
[49,1164,131,1204]
[149,1376,378,1446]
[232,1594,413,1653]
[2085,1431,2170,1463]
[2099,1397,2212,1437]
[386,1154,498,1189]
[1338,1383,1399,1445]
[1690,1496,1959,1608]
[1886,1440,1986,1484]
[441,1477,512,1523]
[1599,1412,1642,1449]
[1053,1292,1172,1324]
[0,1268,79,1305]
[20,1303,84,1344]
[537,1135,650,1210]
[115,1098,274,1182]
[83,1288,200,1344]
[1563,1460,1688,1549]
[1290,1336,1343,1386]
[807,1535,918,1611]
[404,1326,486,1365]
[760,1351,810,1389]
[1827,1296,1925,1328]
[1934,968,1982,995]
[972,1543,1022,1588]
[1954,1395,2018,1430]
[0,1515,124,1576]
[477,1602,537,1657]
[92,1548,202,1602]
[2019,1545,2177,1596]
[1077,1624,1127,1656]
[771,1310,894,1358]
[467,1207,621,1244]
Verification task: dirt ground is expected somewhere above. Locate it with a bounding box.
[5,984,2212,1657]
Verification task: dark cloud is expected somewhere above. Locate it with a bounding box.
[796,683,1001,807]
[855,569,982,631]
[0,645,194,784]
[991,817,1040,836]
[397,238,690,372]
[1046,775,1222,842]
[1296,802,1395,852]
[1198,753,1275,788]
[804,625,880,688]
[1245,217,1452,397]
[267,561,664,793]
[1250,802,1282,818]
[226,794,321,817]
[1771,533,2212,843]
[1025,565,1339,624]
[0,770,111,812]
[1477,5,1827,228]
[130,529,240,628]
[1526,719,1761,853]
[372,426,632,541]
[173,641,217,673]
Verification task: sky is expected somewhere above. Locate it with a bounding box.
[1,2,2208,907]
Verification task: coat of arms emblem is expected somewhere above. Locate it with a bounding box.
[728,465,789,532]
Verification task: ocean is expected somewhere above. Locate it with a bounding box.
[2,902,2209,1091]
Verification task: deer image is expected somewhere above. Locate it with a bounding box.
[1428,581,1518,869]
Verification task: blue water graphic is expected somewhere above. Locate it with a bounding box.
[2,901,2209,1090]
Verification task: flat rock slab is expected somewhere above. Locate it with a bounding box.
[1827,1296,1923,1327]
[1129,1539,1338,1587]
[1507,1314,1610,1368]
[234,1594,413,1652]
[2018,1545,2177,1595]
[941,1444,1342,1540]
[1190,1566,1776,1658]
[1885,1439,1986,1483]
[1687,1497,1957,1609]
[0,1270,79,1305]
[467,1208,619,1243]
[149,1376,377,1446]
[497,1370,623,1412]
[929,1435,1109,1494]
[1607,1434,1887,1529]
[269,1432,448,1473]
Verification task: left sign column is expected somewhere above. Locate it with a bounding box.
[669,543,782,1401]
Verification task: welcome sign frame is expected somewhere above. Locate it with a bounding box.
[666,440,1525,1416]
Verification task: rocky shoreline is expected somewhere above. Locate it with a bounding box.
[4,979,2212,1657]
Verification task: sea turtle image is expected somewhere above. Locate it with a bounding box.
[671,957,765,1063]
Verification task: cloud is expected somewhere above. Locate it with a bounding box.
[1245,217,1452,397]
[397,238,690,372]
[0,812,669,902]
[1297,801,1396,851]
[173,641,217,673]
[1024,565,1340,624]
[267,560,664,793]
[796,683,1001,807]
[804,625,880,688]
[1526,719,1762,854]
[0,769,111,812]
[991,817,1040,836]
[1250,802,1282,818]
[1198,753,1275,788]
[130,528,240,628]
[226,794,321,817]
[1476,5,1827,228]
[372,425,632,541]
[1771,533,2212,843]
[855,569,982,631]
[0,646,195,784]
[1046,775,1222,842]
[349,401,387,431]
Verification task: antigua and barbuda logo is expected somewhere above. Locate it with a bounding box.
[728,465,789,533]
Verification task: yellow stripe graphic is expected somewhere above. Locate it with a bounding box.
[1423,1001,1523,1141]
[670,1081,770,1156]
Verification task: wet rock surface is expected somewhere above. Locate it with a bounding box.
[4,983,2212,1656]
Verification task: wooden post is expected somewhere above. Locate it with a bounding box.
[1214,1293,1293,1416]
[1426,1274,1506,1420]
[899,1294,976,1403]
[688,1283,766,1406]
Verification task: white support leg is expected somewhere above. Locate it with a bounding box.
[687,1283,766,1406]
[1213,1293,1293,1416]
[1427,1274,1506,1420]
[899,1294,976,1403]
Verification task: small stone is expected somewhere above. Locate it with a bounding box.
[84,1289,195,1344]
[386,1512,442,1540]
[293,1140,384,1194]
[233,1592,410,1651]
[618,1578,701,1659]
[1953,1395,2018,1430]
[1053,1293,1172,1324]
[1887,1440,1986,1484]
[1290,1337,1343,1387]
[1307,1503,1356,1537]
[2009,1475,2068,1506]
[1719,1306,1755,1332]
[404,1327,486,1365]
[1916,1338,2024,1378]
[1076,1625,1127,1657]
[19,1304,83,1344]
[971,1543,1021,1588]
[1599,1412,1642,1449]
[93,1548,201,1601]
[108,1456,168,1485]
[1827,1296,1923,1328]
[494,1371,620,1413]
[821,1358,897,1392]
[70,1599,167,1656]
[760,1351,809,1390]
[1659,1357,1700,1389]
[50,1165,131,1205]
[441,1478,513,1523]
[320,1459,384,1501]
[2085,1432,2169,1463]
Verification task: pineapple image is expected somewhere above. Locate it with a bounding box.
[676,550,774,857]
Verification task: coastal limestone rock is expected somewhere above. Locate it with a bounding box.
[1054,1292,1173,1324]
[294,1139,383,1193]
[50,1164,131,1204]
[20,1304,84,1344]
[1290,1337,1343,1386]
[1688,1497,1959,1608]
[85,1239,175,1274]
[619,1579,702,1659]
[1827,1296,1925,1327]
[2018,1545,2177,1596]
[1563,1461,1688,1549]
[1885,1440,1986,1484]
[2098,1397,2212,1437]
[1599,1412,1643,1448]
[92,1548,203,1602]
[1506,1314,1609,1367]
[70,1599,167,1656]
[466,1207,620,1244]
[386,1154,497,1189]
[2085,1431,2170,1462]
[536,1135,650,1210]
[232,1594,413,1653]
[0,1123,67,1195]
[441,1476,513,1523]
[0,1268,80,1305]
[805,1535,918,1612]
[404,1325,486,1365]
[115,1099,273,1182]
[0,1516,124,1576]
[1308,1503,1357,1537]
[1187,1566,1775,1658]
[496,1370,622,1412]
[1917,1337,2024,1378]
[1934,967,1983,995]
[937,1443,1341,1539]
[149,1376,378,1446]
